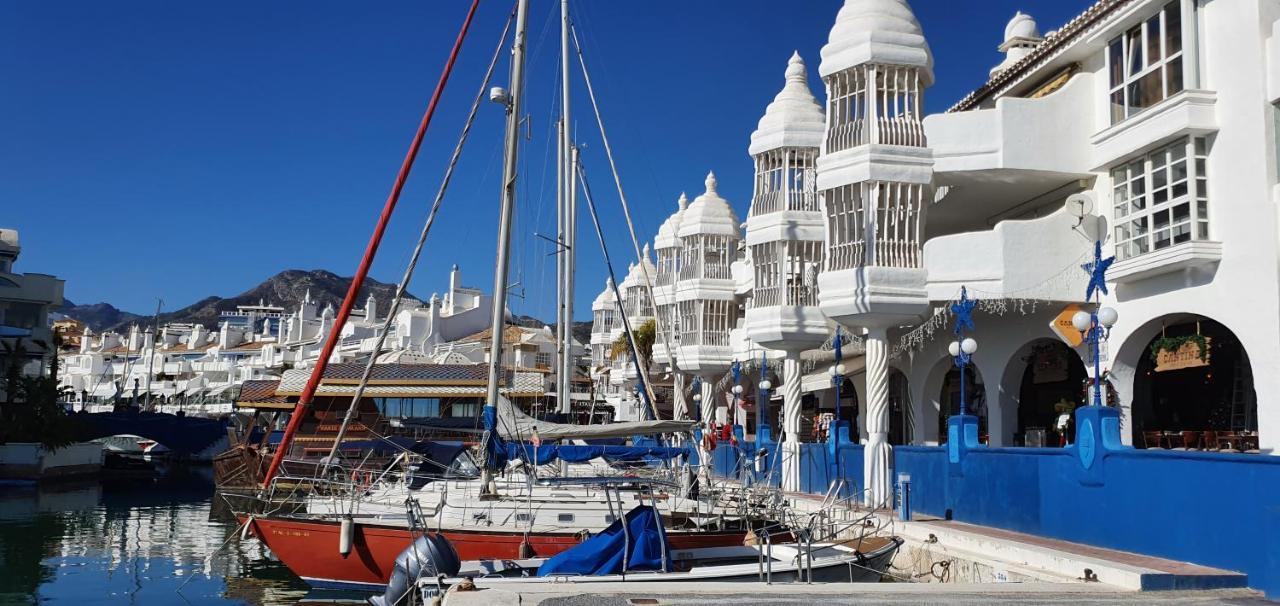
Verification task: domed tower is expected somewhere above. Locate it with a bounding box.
[991,12,1043,78]
[608,251,657,421]
[745,51,829,491]
[589,277,617,385]
[676,172,742,429]
[816,0,934,508]
[654,194,689,419]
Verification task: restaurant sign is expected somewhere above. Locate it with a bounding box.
[1154,337,1211,372]
[1050,304,1085,348]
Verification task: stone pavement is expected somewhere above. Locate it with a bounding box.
[441,582,1271,606]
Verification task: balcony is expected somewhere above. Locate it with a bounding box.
[923,73,1095,237]
[922,201,1101,302]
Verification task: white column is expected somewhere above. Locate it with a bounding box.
[672,372,687,421]
[863,327,893,508]
[700,378,715,430]
[697,378,715,484]
[782,353,803,492]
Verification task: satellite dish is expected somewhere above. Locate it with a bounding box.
[1066,192,1094,218]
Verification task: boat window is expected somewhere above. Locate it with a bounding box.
[557,513,574,523]
[604,514,616,523]
[447,453,481,479]
[472,513,487,521]
[516,513,533,522]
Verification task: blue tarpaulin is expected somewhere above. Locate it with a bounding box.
[505,443,689,465]
[537,505,669,577]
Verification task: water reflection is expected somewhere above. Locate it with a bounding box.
[0,466,322,606]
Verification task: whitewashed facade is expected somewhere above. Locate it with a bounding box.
[589,0,1279,496]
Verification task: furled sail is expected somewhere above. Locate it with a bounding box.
[491,395,695,441]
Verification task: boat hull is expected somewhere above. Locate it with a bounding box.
[241,515,753,590]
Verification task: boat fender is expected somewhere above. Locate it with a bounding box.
[339,514,354,557]
[369,534,461,606]
[239,516,254,541]
[518,535,534,559]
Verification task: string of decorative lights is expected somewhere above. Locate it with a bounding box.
[889,248,1093,359]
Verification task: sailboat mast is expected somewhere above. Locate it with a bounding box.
[557,0,574,419]
[482,0,532,454]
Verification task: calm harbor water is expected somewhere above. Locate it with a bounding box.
[0,466,336,606]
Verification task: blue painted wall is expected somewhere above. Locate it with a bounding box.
[895,444,1280,597]
[710,431,1280,597]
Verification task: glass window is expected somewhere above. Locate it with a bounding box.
[1111,137,1210,260]
[1107,1,1185,124]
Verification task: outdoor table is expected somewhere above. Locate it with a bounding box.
[1218,434,1243,451]
[1162,431,1182,449]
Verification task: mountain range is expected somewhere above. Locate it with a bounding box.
[58,269,593,344]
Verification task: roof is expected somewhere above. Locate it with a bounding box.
[676,172,741,239]
[619,245,656,290]
[654,194,688,251]
[818,0,933,84]
[591,277,617,311]
[949,0,1131,112]
[235,379,291,408]
[458,325,543,345]
[274,365,545,398]
[749,52,825,156]
[225,341,273,353]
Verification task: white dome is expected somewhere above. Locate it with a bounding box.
[654,193,689,251]
[619,245,656,290]
[750,52,825,156]
[1003,11,1040,43]
[677,172,741,239]
[818,0,933,85]
[591,277,617,311]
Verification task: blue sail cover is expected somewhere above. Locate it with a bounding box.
[505,443,689,465]
[537,505,669,576]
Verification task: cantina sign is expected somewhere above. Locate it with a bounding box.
[1154,337,1211,372]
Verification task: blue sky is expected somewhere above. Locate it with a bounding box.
[2,0,1093,320]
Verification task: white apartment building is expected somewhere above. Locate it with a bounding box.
[60,263,587,415]
[591,0,1279,497]
[0,228,64,382]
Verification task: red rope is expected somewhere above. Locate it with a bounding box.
[263,0,482,486]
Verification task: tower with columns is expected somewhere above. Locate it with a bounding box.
[675,173,741,429]
[745,52,829,492]
[816,0,934,508]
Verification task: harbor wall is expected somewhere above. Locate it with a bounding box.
[711,412,1280,597]
[0,442,103,481]
[894,444,1280,598]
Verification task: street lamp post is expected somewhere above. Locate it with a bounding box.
[1076,240,1118,408]
[947,336,979,416]
[1072,306,1118,407]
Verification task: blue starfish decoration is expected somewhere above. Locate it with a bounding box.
[1082,240,1115,301]
[951,286,976,335]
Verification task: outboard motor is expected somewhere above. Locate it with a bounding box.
[369,533,461,606]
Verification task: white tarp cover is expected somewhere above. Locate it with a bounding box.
[493,395,694,441]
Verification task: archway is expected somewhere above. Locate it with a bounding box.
[1128,317,1258,450]
[937,364,986,444]
[888,368,912,445]
[1010,339,1088,447]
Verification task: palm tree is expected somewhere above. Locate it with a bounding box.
[1,337,76,449]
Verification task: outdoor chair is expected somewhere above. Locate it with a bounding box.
[1217,432,1241,452]
[1142,431,1164,449]
[1180,431,1200,450]
[1201,430,1219,451]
